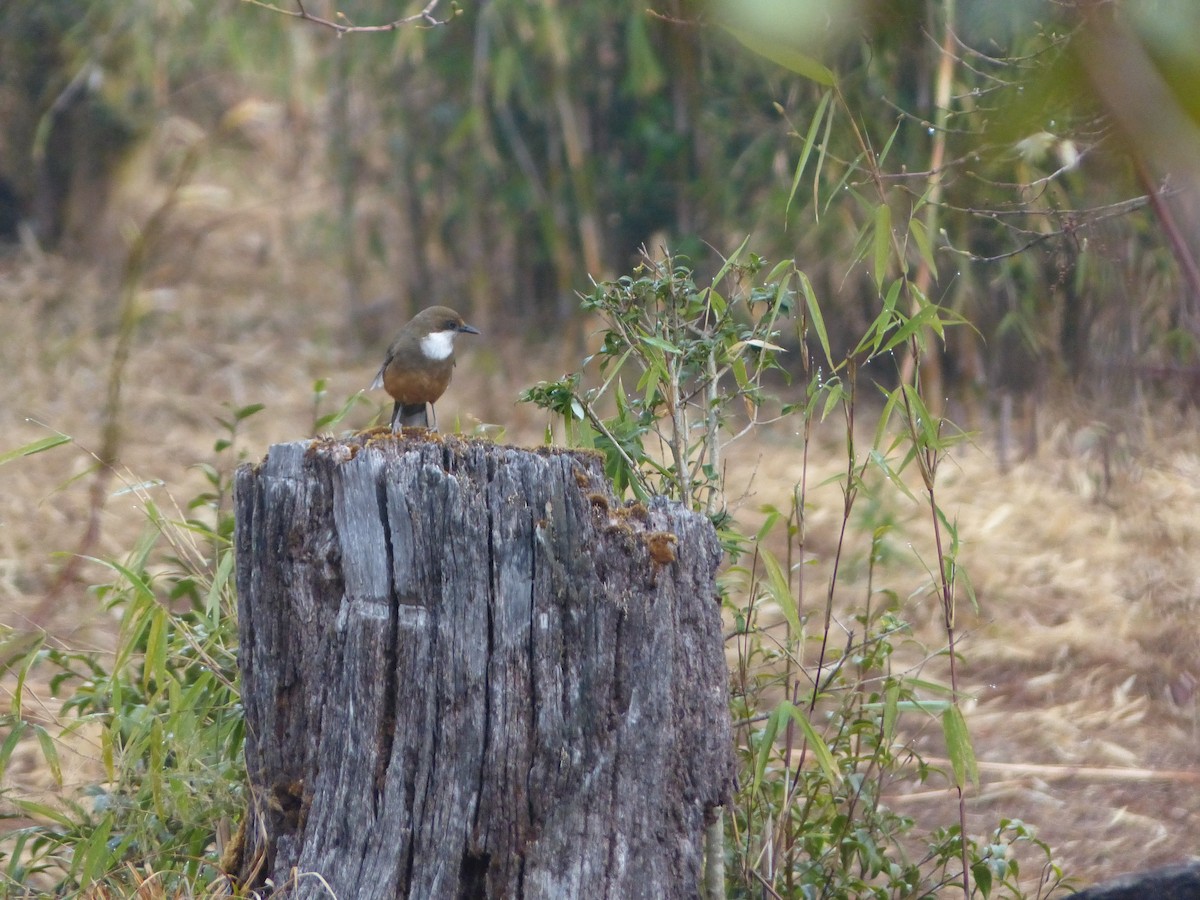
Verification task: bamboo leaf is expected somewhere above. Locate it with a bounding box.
[10,798,76,829]
[910,216,938,280]
[0,721,26,779]
[872,384,903,453]
[711,234,752,289]
[877,117,903,167]
[144,608,168,696]
[788,705,840,788]
[721,25,836,85]
[758,547,800,633]
[879,302,944,356]
[0,434,71,466]
[206,549,236,620]
[33,725,62,786]
[74,812,114,885]
[883,679,900,746]
[942,705,979,790]
[787,90,833,220]
[815,99,837,217]
[5,632,43,722]
[867,448,918,503]
[88,556,157,606]
[820,380,845,422]
[639,334,682,354]
[750,701,784,795]
[882,277,904,314]
[799,271,832,367]
[873,202,892,291]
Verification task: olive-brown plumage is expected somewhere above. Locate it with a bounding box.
[371,306,479,430]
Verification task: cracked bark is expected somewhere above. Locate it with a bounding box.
[232,435,735,899]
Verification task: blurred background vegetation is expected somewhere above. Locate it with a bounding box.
[2,0,1198,410]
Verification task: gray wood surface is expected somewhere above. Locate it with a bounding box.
[233,435,734,898]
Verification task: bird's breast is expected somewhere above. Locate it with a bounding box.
[382,354,455,404]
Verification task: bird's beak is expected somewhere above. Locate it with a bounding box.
[459,323,481,335]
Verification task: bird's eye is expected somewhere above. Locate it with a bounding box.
[445,320,458,330]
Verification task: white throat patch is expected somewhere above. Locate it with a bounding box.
[421,329,456,360]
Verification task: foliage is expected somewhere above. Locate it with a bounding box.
[0,411,259,896]
[520,238,1072,896]
[522,243,793,509]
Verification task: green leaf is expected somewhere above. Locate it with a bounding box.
[882,679,900,746]
[866,448,918,504]
[625,11,666,96]
[0,720,26,779]
[960,564,979,614]
[877,117,903,167]
[144,609,168,695]
[74,811,114,885]
[755,505,783,542]
[711,235,752,289]
[732,356,749,389]
[822,149,863,220]
[973,860,994,898]
[873,202,892,291]
[758,547,800,633]
[9,797,76,829]
[879,302,945,356]
[0,629,42,674]
[820,380,845,422]
[751,701,784,795]
[799,271,832,367]
[910,216,938,280]
[33,725,62,786]
[206,549,236,620]
[942,705,979,790]
[639,334,682,354]
[0,434,71,466]
[3,632,42,723]
[89,556,157,606]
[882,277,904,314]
[786,90,833,221]
[788,704,839,788]
[721,25,837,85]
[815,98,837,217]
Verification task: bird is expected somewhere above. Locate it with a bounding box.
[371,306,480,431]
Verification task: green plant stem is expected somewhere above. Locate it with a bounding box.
[577,395,652,496]
[927,476,969,892]
[809,368,863,712]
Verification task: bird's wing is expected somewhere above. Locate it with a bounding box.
[370,360,388,391]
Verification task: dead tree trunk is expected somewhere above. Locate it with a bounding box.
[232,434,735,899]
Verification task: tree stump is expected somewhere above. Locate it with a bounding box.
[232,434,735,899]
[1067,861,1200,900]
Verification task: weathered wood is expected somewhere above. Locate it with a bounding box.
[1067,861,1200,900]
[232,434,735,899]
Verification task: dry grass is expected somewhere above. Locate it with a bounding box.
[2,112,1198,891]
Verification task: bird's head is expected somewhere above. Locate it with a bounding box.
[410,306,480,360]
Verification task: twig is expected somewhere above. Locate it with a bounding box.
[238,0,455,34]
[900,758,1200,785]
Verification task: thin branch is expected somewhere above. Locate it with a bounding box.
[238,0,456,34]
[897,758,1200,786]
[940,193,1157,261]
